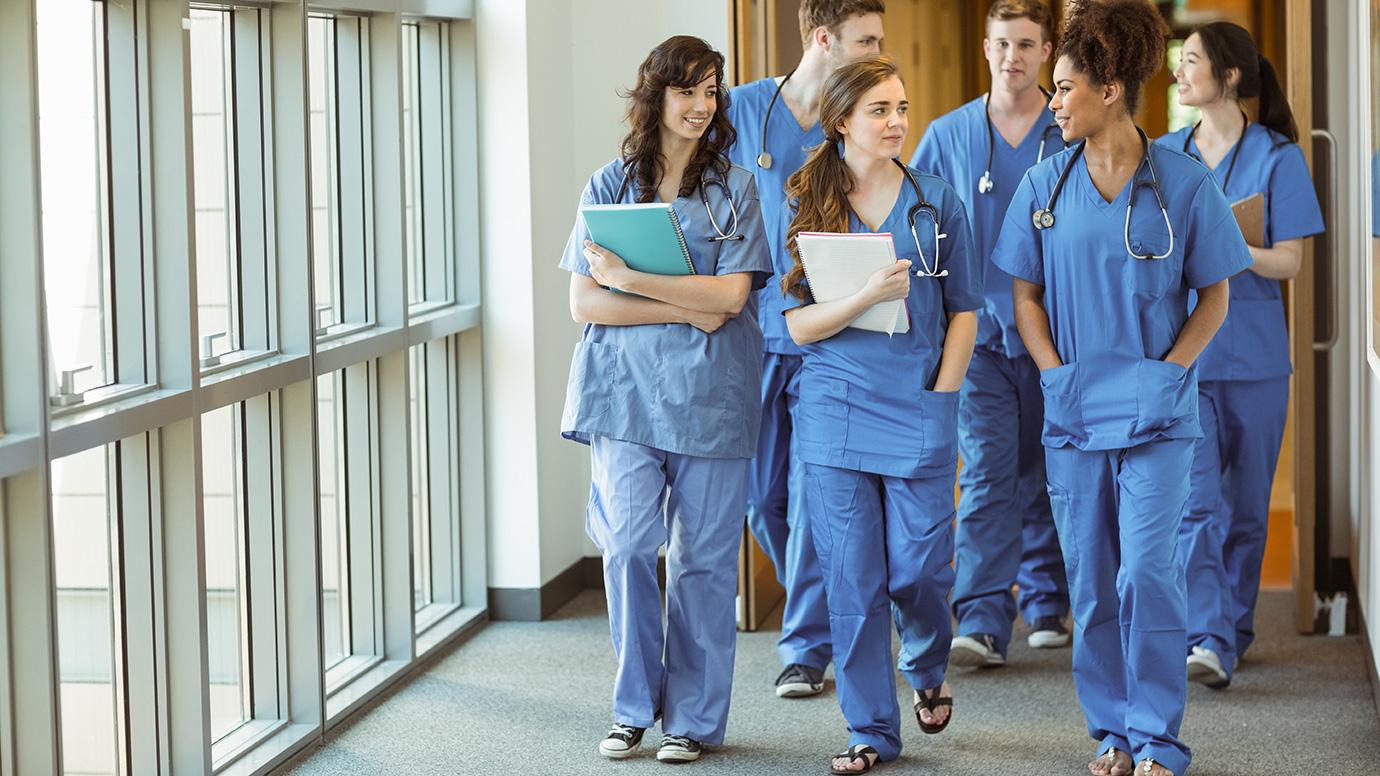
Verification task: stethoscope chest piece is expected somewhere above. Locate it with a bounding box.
[978,172,994,194]
[756,151,773,169]
[1032,209,1055,230]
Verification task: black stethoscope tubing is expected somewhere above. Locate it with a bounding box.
[890,158,947,277]
[1182,112,1247,192]
[979,88,1065,194]
[615,162,744,241]
[756,68,798,169]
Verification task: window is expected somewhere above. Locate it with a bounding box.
[309,15,374,337]
[403,21,455,308]
[52,445,123,776]
[409,337,463,632]
[201,403,252,743]
[190,6,274,370]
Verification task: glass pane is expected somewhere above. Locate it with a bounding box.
[201,403,251,741]
[190,8,242,363]
[52,445,121,775]
[403,23,421,304]
[409,345,432,611]
[37,0,113,395]
[317,372,350,667]
[308,17,340,332]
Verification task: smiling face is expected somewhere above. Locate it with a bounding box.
[659,71,718,145]
[984,17,1051,94]
[1049,55,1120,142]
[824,12,885,70]
[1173,32,1235,108]
[837,74,908,160]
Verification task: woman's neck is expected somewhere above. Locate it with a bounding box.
[657,132,700,189]
[1196,98,1245,143]
[843,149,897,190]
[1083,115,1142,170]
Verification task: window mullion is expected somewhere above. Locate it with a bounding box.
[234,8,272,355]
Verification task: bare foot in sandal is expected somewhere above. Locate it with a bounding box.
[1135,760,1173,776]
[913,681,953,731]
[1088,747,1132,776]
[830,744,879,774]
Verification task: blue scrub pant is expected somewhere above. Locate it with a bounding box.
[747,352,831,670]
[954,347,1069,653]
[1179,377,1288,670]
[587,436,748,745]
[1045,439,1193,776]
[802,463,955,762]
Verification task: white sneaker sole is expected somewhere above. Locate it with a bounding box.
[1027,629,1071,649]
[949,637,1005,667]
[776,681,825,698]
[656,749,701,763]
[599,743,638,759]
[1186,657,1229,687]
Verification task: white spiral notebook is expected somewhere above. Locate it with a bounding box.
[795,231,909,336]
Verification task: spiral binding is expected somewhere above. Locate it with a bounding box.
[666,208,696,275]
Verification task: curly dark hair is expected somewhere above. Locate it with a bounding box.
[618,36,735,203]
[1057,0,1169,115]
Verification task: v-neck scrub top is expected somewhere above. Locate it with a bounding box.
[727,77,828,355]
[1156,123,1324,381]
[781,167,983,477]
[992,143,1255,452]
[559,158,774,460]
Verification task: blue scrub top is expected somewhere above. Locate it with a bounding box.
[1156,123,1324,381]
[992,143,1254,452]
[909,96,1065,358]
[727,77,828,356]
[559,158,774,460]
[781,167,983,478]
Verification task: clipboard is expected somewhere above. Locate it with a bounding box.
[1230,192,1265,248]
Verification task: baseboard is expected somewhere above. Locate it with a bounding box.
[487,555,664,622]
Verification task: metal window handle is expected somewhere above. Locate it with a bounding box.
[50,364,94,408]
[315,304,333,336]
[201,331,228,368]
[1312,128,1339,352]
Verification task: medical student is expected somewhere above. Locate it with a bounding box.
[781,56,981,774]
[560,36,772,764]
[1158,22,1324,689]
[909,0,1071,669]
[726,0,885,699]
[991,1,1253,774]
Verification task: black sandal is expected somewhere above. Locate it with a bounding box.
[913,686,953,734]
[829,744,880,774]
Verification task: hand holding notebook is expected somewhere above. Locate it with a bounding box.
[580,203,696,278]
[795,232,910,336]
[1230,192,1265,248]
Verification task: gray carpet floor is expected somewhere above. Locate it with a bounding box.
[284,589,1380,775]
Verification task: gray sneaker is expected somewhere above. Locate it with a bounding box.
[656,734,702,762]
[599,723,645,759]
[950,633,1006,667]
[774,663,825,698]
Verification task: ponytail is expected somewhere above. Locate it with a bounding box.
[781,141,855,301]
[1194,22,1298,143]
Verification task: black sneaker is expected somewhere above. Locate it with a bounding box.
[950,633,1005,667]
[656,734,702,763]
[1027,616,1071,649]
[774,663,825,698]
[599,723,645,759]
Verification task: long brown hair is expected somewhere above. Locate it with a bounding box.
[782,56,902,301]
[618,36,735,202]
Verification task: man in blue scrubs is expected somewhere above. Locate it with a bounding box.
[909,0,1070,669]
[726,0,885,698]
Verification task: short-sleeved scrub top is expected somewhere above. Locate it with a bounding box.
[781,166,984,478]
[1156,123,1324,381]
[726,77,828,355]
[559,158,774,460]
[910,96,1064,358]
[992,143,1255,451]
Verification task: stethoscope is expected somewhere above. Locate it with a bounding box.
[1031,127,1175,261]
[978,88,1065,194]
[888,158,948,278]
[615,163,743,241]
[755,68,796,169]
[1181,112,1247,192]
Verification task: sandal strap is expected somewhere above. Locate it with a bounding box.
[915,687,953,711]
[833,744,878,763]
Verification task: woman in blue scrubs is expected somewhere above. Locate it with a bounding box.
[1158,22,1324,689]
[781,56,981,774]
[992,3,1252,774]
[909,0,1072,669]
[560,36,771,764]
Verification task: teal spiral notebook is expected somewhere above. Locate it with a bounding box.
[580,203,696,277]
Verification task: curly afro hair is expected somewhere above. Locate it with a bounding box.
[1057,0,1170,115]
